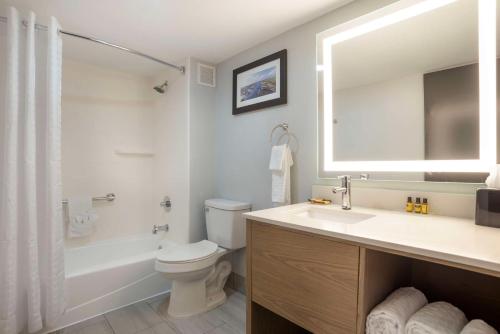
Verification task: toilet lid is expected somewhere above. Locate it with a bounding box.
[157,240,218,263]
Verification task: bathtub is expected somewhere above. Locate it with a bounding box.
[48,234,174,332]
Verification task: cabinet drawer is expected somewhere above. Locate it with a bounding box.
[251,222,360,334]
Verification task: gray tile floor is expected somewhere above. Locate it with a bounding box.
[56,290,245,334]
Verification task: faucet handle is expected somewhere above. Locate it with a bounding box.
[338,175,351,186]
[160,196,172,210]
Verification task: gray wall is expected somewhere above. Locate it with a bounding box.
[214,0,400,211]
[188,57,217,242]
[212,0,486,278]
[214,0,482,213]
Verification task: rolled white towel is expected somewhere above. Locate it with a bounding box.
[366,287,428,334]
[406,302,467,334]
[461,320,498,334]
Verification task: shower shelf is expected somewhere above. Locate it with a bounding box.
[114,148,155,157]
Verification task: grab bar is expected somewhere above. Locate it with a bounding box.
[62,193,116,204]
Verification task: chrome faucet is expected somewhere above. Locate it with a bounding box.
[333,175,351,210]
[152,224,169,234]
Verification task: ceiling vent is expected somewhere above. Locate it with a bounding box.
[197,63,216,87]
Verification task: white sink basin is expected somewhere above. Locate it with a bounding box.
[293,207,375,224]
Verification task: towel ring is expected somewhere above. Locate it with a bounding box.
[270,122,289,145]
[276,132,291,145]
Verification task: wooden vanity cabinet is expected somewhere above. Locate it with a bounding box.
[246,220,500,333]
[247,220,360,334]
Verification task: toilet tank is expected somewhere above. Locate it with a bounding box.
[205,199,251,249]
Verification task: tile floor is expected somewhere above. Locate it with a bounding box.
[54,290,245,334]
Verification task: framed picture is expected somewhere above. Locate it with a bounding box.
[232,49,287,115]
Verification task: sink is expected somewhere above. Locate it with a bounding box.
[293,207,375,224]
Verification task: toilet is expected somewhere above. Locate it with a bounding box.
[155,198,250,317]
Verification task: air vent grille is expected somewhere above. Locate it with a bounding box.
[197,63,216,87]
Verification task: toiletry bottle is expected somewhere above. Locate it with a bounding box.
[414,197,422,214]
[405,197,414,212]
[421,198,428,214]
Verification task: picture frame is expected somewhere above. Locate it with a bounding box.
[232,49,287,115]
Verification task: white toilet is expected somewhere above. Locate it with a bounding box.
[155,198,250,318]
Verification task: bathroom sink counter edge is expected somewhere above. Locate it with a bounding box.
[244,203,500,276]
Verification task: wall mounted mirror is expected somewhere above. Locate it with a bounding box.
[317,0,498,182]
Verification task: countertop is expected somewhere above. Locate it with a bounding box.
[244,203,500,274]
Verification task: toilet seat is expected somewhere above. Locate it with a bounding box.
[158,240,218,263]
[155,240,223,274]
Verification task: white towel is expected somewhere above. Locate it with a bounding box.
[67,196,98,238]
[271,144,293,205]
[406,302,467,334]
[461,320,497,334]
[366,287,428,334]
[269,144,286,171]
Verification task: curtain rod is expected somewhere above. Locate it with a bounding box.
[0,15,185,74]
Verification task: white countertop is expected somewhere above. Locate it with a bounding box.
[244,203,500,274]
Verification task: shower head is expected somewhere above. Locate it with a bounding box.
[154,80,168,94]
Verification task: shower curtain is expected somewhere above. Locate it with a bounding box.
[0,7,65,334]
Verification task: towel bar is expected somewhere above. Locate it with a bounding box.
[62,193,116,204]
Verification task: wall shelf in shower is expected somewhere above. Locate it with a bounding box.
[114,148,155,157]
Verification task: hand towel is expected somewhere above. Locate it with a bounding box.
[269,144,286,171]
[366,287,428,334]
[67,196,98,238]
[405,302,467,334]
[271,145,293,205]
[461,320,498,334]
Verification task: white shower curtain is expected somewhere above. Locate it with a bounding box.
[0,7,65,334]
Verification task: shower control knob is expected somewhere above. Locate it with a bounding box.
[160,196,171,211]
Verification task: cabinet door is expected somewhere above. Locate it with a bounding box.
[251,222,360,334]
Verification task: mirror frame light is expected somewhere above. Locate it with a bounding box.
[318,0,496,174]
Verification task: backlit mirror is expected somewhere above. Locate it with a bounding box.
[317,0,497,182]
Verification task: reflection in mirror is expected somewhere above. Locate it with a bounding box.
[333,0,478,162]
[317,0,498,182]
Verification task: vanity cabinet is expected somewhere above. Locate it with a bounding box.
[248,221,360,334]
[246,219,500,334]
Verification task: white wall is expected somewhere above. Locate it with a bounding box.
[63,57,216,248]
[152,69,191,244]
[152,58,218,245]
[62,60,156,247]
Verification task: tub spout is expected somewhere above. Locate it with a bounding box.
[152,224,169,234]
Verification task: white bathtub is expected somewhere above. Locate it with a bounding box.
[48,234,174,332]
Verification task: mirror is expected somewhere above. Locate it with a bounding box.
[317,0,497,182]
